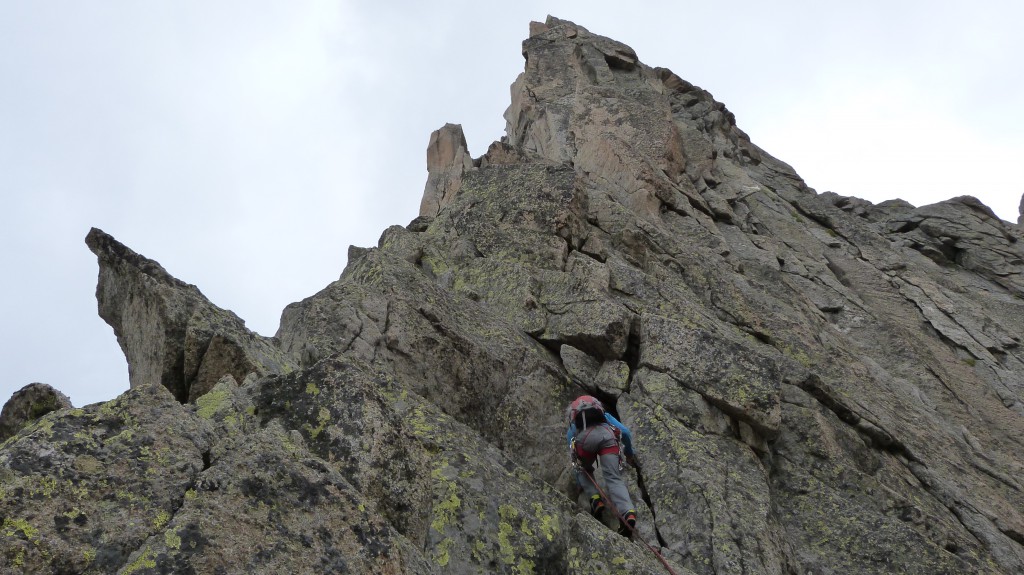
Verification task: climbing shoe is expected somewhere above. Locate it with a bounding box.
[589,495,606,519]
[617,510,637,537]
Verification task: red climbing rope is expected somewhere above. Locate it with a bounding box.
[577,463,680,575]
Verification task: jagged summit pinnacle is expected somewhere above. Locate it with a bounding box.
[3,18,1023,575]
[425,16,802,231]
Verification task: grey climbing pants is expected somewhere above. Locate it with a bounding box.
[573,424,635,517]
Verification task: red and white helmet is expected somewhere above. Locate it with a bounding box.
[566,395,605,423]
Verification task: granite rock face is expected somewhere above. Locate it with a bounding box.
[4,16,1024,575]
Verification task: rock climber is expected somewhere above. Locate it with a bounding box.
[566,394,639,536]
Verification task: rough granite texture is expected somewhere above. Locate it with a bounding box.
[0,384,72,444]
[3,16,1023,575]
[85,228,294,403]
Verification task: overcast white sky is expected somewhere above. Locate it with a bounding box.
[2,1,1021,407]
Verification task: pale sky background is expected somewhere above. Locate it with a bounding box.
[2,1,1021,407]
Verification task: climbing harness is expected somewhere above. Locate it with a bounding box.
[572,426,621,460]
[576,462,680,575]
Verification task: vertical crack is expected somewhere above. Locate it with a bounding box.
[635,465,669,548]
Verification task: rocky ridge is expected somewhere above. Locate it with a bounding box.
[3,16,1024,575]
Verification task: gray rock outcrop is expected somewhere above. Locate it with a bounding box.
[3,16,1023,575]
[85,228,293,403]
[0,383,72,442]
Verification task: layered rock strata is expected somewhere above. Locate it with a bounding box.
[3,16,1023,575]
